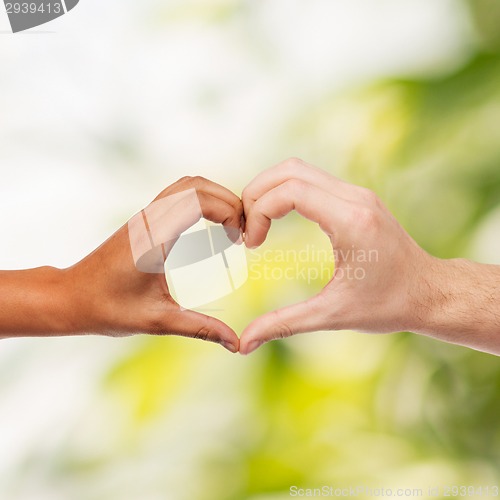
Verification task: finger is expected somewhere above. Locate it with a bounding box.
[244,179,353,249]
[161,192,242,257]
[160,306,240,353]
[239,293,329,355]
[130,190,243,272]
[163,191,242,245]
[153,191,241,248]
[242,158,362,215]
[197,192,243,242]
[160,176,243,220]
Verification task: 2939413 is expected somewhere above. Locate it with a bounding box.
[5,2,62,14]
[443,485,499,497]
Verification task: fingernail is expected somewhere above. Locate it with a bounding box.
[244,238,258,250]
[220,340,238,353]
[245,340,262,355]
[243,231,251,248]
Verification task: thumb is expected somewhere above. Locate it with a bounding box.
[162,307,240,353]
[239,294,328,355]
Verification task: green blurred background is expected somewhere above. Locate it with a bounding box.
[0,0,500,499]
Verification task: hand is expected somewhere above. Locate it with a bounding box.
[239,159,435,355]
[65,176,243,352]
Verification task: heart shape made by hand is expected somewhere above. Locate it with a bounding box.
[122,159,429,355]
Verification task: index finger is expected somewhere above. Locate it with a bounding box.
[129,188,243,273]
[242,158,358,216]
[244,179,353,249]
[159,176,243,219]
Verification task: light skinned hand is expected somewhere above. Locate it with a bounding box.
[239,158,500,356]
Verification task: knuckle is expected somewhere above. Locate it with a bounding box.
[192,175,206,185]
[353,206,378,230]
[250,197,264,215]
[270,311,293,340]
[241,186,253,204]
[283,178,306,197]
[272,322,293,340]
[176,175,207,189]
[193,327,211,342]
[280,157,306,176]
[285,156,305,168]
[358,187,380,206]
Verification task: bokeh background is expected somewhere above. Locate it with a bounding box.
[1,0,500,498]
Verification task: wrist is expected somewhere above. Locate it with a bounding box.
[0,266,79,337]
[409,256,474,341]
[44,266,84,335]
[60,263,111,335]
